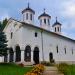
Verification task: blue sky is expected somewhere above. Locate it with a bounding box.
[0,0,75,39]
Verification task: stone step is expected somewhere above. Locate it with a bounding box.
[45,66,58,71]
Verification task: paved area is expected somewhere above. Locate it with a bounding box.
[43,66,64,75]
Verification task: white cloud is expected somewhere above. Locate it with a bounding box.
[61,1,75,17]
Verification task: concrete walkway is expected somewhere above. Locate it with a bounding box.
[43,66,64,75]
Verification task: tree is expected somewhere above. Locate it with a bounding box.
[2,18,8,30]
[0,22,8,62]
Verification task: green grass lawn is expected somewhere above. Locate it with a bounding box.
[57,63,75,75]
[0,63,33,75]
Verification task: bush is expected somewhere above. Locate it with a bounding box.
[18,63,24,67]
[57,63,69,74]
[25,64,45,75]
[41,61,54,66]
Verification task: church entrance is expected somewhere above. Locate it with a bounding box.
[33,47,39,64]
[9,48,14,62]
[49,52,53,63]
[15,46,21,62]
[24,45,31,62]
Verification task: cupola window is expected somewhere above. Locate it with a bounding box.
[26,13,28,20]
[44,19,46,24]
[55,27,56,32]
[58,27,59,32]
[48,19,50,25]
[30,14,32,20]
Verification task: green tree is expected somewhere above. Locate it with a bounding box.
[2,18,8,30]
[0,22,8,62]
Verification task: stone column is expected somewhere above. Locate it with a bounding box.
[21,50,24,62]
[14,51,16,62]
[7,54,10,62]
[31,51,34,64]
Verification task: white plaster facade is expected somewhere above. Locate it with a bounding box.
[3,18,75,64]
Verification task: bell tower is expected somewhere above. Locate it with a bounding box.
[38,9,51,30]
[22,3,35,24]
[52,17,62,34]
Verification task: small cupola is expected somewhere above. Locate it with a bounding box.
[52,17,62,34]
[22,3,35,24]
[38,9,51,30]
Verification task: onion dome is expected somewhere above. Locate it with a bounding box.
[22,3,35,14]
[53,17,62,27]
[38,9,51,19]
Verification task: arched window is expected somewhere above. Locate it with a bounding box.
[55,27,56,32]
[30,14,32,20]
[48,19,50,25]
[58,27,59,32]
[56,46,58,53]
[9,48,14,62]
[72,49,73,55]
[44,19,46,24]
[64,48,66,54]
[24,45,31,62]
[15,46,21,62]
[26,13,28,20]
[33,47,39,64]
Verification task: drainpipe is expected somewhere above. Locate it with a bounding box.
[41,29,44,62]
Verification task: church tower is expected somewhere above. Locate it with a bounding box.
[38,9,51,30]
[52,17,62,34]
[22,3,35,24]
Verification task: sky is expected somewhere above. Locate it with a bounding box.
[0,0,75,39]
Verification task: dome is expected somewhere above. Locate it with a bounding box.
[38,9,51,19]
[52,17,62,27]
[22,3,35,14]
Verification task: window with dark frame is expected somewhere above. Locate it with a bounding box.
[35,32,37,37]
[48,19,50,25]
[55,27,56,32]
[11,32,13,39]
[44,19,46,24]
[26,13,28,20]
[72,49,73,55]
[56,46,58,53]
[30,14,32,20]
[64,48,66,54]
[58,27,59,32]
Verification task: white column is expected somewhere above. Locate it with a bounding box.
[7,54,10,62]
[21,50,24,62]
[14,51,16,62]
[31,51,34,63]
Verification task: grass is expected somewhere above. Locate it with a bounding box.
[57,63,75,75]
[0,63,33,75]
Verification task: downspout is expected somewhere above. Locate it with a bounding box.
[41,29,44,62]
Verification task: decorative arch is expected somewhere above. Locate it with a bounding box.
[9,48,14,62]
[33,47,39,64]
[24,45,31,62]
[15,45,21,62]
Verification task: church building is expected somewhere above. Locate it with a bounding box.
[3,4,75,65]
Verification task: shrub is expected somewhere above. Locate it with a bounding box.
[18,63,24,67]
[25,64,45,75]
[41,61,54,66]
[57,63,69,74]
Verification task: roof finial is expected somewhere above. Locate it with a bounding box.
[44,8,46,13]
[28,2,29,8]
[56,17,57,22]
